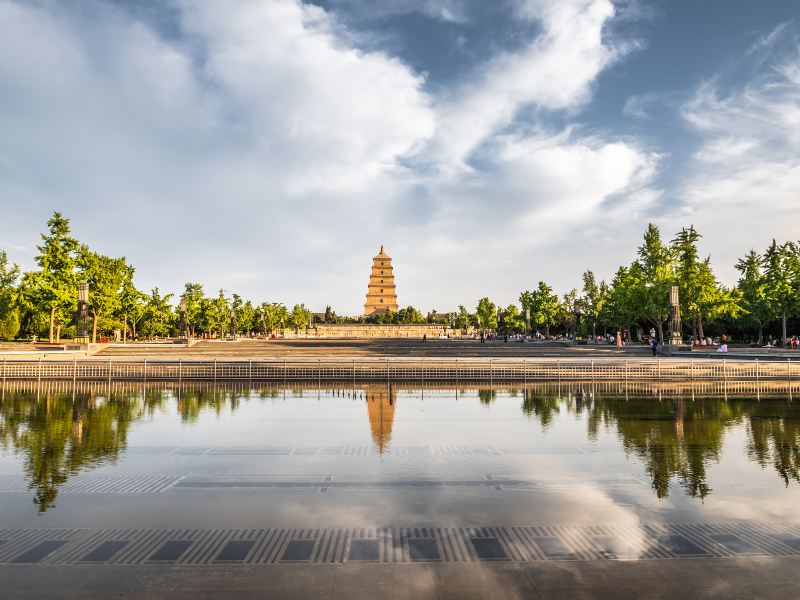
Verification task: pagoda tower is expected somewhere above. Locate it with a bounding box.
[363,245,399,316]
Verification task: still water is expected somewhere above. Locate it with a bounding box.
[1,380,799,534]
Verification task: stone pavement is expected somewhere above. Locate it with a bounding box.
[2,557,799,599]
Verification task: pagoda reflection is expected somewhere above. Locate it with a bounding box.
[362,383,397,453]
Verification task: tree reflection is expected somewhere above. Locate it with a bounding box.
[745,402,800,485]
[0,385,265,511]
[520,391,800,500]
[0,390,137,511]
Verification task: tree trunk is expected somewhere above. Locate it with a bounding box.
[49,306,55,343]
[655,320,664,344]
[691,317,697,342]
[133,319,137,340]
[123,314,127,345]
[56,323,62,343]
[92,311,99,344]
[697,312,704,341]
[545,323,550,337]
[592,321,596,339]
[757,322,763,346]
[782,309,787,346]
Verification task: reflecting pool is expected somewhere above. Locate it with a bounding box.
[1,380,799,536]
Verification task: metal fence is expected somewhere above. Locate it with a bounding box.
[0,356,797,382]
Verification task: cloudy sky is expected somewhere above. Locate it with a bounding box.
[0,0,798,314]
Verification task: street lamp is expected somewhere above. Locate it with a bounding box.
[179,298,188,339]
[76,282,90,344]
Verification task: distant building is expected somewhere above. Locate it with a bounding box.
[363,245,399,316]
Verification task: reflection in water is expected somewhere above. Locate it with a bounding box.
[0,380,799,511]
[520,389,800,499]
[364,384,396,453]
[0,390,136,511]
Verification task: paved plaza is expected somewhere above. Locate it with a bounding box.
[2,557,799,599]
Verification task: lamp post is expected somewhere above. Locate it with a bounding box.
[668,286,681,345]
[179,298,188,339]
[76,282,90,344]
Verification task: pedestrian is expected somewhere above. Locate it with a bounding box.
[651,335,658,356]
[616,330,622,349]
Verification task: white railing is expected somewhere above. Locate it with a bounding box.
[0,356,796,382]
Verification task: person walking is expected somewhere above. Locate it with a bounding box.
[651,335,658,356]
[616,330,622,350]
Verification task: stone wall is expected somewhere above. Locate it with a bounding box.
[281,324,471,339]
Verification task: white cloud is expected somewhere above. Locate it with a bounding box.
[327,0,469,23]
[0,0,654,312]
[425,0,631,173]
[668,55,800,283]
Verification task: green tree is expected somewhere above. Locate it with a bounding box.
[290,303,311,331]
[498,304,524,334]
[455,305,471,334]
[260,302,288,335]
[141,288,175,337]
[22,212,79,342]
[604,266,640,334]
[209,290,230,337]
[735,250,769,344]
[634,224,674,342]
[232,296,256,336]
[180,283,205,337]
[0,250,21,340]
[762,240,799,346]
[672,226,739,340]
[560,289,578,335]
[581,270,608,338]
[396,305,425,324]
[118,267,146,341]
[78,248,129,343]
[475,297,497,331]
[530,282,559,337]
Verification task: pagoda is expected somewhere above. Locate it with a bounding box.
[363,245,399,316]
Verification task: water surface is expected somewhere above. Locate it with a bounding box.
[1,381,799,533]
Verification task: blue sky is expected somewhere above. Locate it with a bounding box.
[0,0,798,313]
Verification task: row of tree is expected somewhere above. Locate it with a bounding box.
[457,224,798,345]
[1,214,798,344]
[0,213,312,342]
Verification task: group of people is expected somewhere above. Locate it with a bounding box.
[764,337,800,348]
